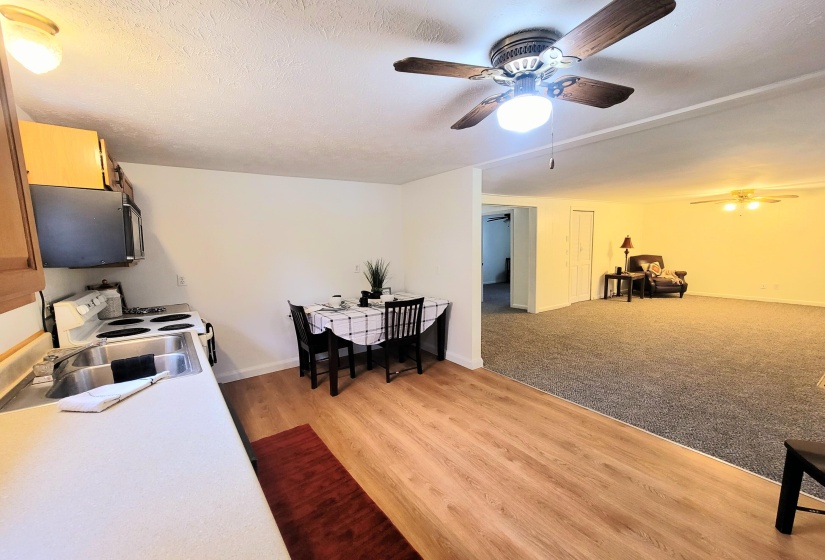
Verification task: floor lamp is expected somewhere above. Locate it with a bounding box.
[620,236,633,273]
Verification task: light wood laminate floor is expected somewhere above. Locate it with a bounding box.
[222,356,825,559]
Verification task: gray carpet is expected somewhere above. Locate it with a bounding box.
[482,282,825,499]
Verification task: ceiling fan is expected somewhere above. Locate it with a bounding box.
[486,215,511,223]
[690,189,800,211]
[394,0,677,132]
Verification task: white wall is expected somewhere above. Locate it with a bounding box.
[641,188,825,305]
[481,193,645,311]
[100,163,406,381]
[482,215,510,284]
[402,167,482,370]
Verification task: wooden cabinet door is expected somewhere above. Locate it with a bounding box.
[0,27,45,313]
[18,121,104,189]
[100,138,121,191]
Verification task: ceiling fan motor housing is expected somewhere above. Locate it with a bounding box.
[490,29,561,75]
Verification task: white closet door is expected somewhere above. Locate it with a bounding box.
[570,210,594,303]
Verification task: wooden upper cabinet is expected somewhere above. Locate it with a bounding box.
[18,121,105,189]
[0,26,45,313]
[17,125,136,202]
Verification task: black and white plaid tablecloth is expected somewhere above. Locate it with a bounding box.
[307,292,450,346]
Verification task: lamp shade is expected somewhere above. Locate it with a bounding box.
[620,236,633,249]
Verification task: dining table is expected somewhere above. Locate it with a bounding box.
[306,292,450,396]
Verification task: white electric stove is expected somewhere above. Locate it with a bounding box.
[54,291,206,347]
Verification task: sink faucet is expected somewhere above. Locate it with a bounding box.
[32,339,107,382]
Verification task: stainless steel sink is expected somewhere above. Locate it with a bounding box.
[69,336,185,367]
[46,334,201,399]
[0,333,202,412]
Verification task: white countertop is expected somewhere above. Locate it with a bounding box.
[0,340,290,560]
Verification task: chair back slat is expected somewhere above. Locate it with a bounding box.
[288,301,312,346]
[384,297,424,341]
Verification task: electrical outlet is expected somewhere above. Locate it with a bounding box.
[177,275,187,287]
[354,264,360,273]
[760,284,767,290]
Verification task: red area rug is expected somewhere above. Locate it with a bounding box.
[252,424,421,560]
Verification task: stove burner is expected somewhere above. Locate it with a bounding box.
[157,323,195,331]
[150,313,192,323]
[107,318,144,326]
[97,328,151,339]
[123,306,167,315]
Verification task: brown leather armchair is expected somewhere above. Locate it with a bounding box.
[628,254,688,298]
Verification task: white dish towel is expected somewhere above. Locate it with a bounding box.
[58,371,171,413]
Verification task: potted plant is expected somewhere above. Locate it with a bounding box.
[363,258,390,299]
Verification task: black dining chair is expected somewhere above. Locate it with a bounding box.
[366,297,424,383]
[288,301,356,389]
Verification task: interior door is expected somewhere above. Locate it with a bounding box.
[569,210,594,303]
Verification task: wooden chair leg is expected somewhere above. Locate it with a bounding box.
[298,348,306,377]
[309,353,318,390]
[348,341,356,379]
[415,339,423,374]
[384,343,392,383]
[366,346,373,370]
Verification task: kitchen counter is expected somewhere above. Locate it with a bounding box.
[0,339,290,559]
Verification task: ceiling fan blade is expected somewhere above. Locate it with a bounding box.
[394,57,496,79]
[546,76,634,108]
[690,199,735,204]
[452,92,513,130]
[753,194,799,199]
[554,0,677,60]
[753,198,781,203]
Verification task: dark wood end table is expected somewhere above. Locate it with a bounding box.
[603,272,645,302]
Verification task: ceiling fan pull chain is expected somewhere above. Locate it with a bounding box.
[549,109,555,170]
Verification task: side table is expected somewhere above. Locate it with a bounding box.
[604,272,645,302]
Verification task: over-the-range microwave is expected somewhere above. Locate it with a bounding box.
[29,185,145,268]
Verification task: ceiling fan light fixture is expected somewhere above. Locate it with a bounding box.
[497,94,552,133]
[0,5,61,74]
[723,203,737,212]
[747,201,760,210]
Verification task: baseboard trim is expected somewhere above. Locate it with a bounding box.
[216,358,299,383]
[511,304,528,310]
[535,302,570,313]
[216,347,484,383]
[689,292,825,307]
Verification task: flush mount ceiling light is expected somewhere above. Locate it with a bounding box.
[0,5,61,74]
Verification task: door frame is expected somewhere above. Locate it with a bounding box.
[569,208,595,304]
[480,204,536,312]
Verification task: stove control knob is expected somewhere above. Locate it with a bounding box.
[77,304,90,315]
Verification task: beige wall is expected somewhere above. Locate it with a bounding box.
[641,188,825,305]
[482,194,645,311]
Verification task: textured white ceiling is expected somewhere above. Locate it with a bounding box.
[7,0,825,189]
[483,75,825,201]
